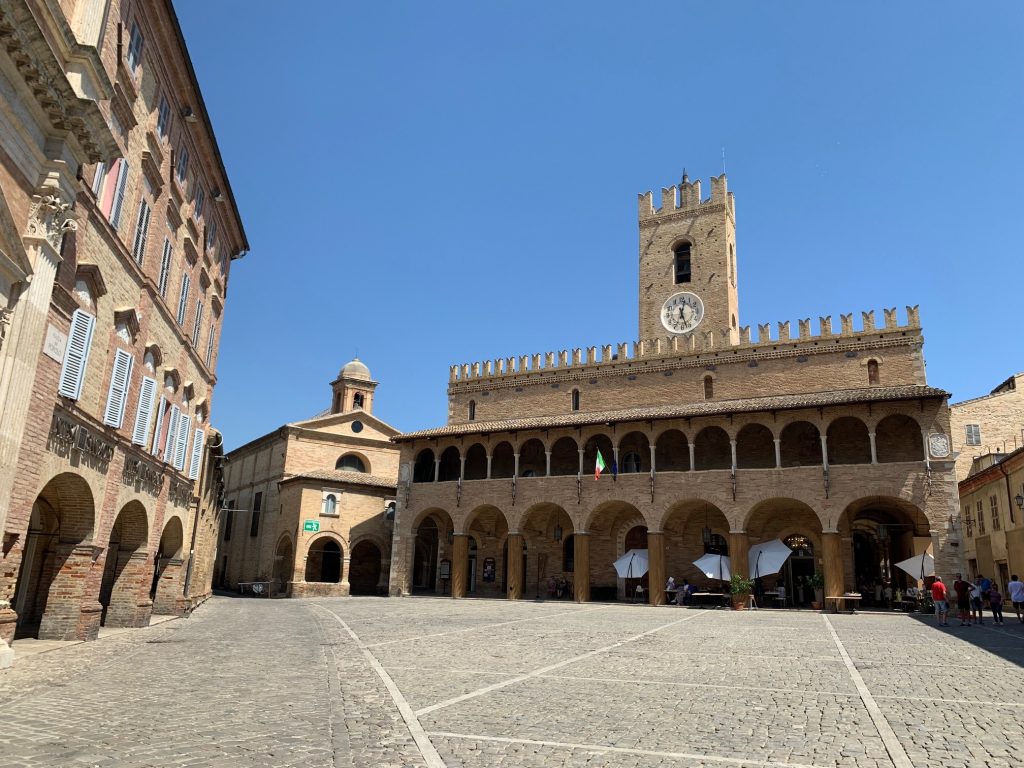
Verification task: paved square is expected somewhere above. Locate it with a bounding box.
[2,598,1023,767]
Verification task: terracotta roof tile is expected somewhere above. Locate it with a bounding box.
[281,470,396,489]
[394,385,948,442]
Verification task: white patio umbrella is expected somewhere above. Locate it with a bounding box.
[613,549,649,579]
[895,554,935,582]
[748,539,793,578]
[693,553,731,581]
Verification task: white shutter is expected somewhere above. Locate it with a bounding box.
[158,239,172,297]
[192,300,203,346]
[101,349,135,428]
[205,324,215,367]
[110,160,130,228]
[132,376,158,445]
[151,396,167,455]
[92,161,106,196]
[174,414,191,471]
[176,273,190,325]
[131,201,151,264]
[57,310,96,400]
[164,405,181,462]
[188,428,205,479]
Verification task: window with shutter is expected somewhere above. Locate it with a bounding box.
[58,310,96,400]
[110,161,130,228]
[176,273,190,325]
[151,396,167,455]
[131,200,151,265]
[192,300,204,347]
[188,428,205,479]
[164,404,181,463]
[966,424,982,446]
[132,376,158,445]
[158,239,172,297]
[92,161,106,197]
[102,349,135,428]
[157,94,171,138]
[126,21,144,73]
[205,324,216,367]
[174,414,191,471]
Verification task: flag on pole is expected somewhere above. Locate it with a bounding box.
[595,449,607,480]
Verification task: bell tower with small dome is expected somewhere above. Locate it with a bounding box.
[330,357,378,414]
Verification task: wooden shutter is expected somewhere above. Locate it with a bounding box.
[102,349,135,428]
[151,396,167,455]
[110,160,130,228]
[132,376,158,445]
[174,414,191,471]
[57,310,96,400]
[164,404,181,462]
[188,428,205,479]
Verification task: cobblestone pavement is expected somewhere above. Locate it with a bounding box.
[2,597,1023,767]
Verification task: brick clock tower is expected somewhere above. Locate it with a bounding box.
[637,173,739,345]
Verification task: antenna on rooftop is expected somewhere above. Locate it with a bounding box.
[721,147,727,175]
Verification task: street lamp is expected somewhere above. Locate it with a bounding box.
[1015,493,1023,514]
[553,523,563,542]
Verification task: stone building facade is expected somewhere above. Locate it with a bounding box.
[950,372,1024,481]
[0,0,247,664]
[389,173,962,606]
[957,446,1024,592]
[217,360,399,598]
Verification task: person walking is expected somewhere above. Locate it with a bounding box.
[931,576,949,626]
[952,573,973,626]
[1008,575,1024,623]
[989,584,1005,625]
[969,582,984,625]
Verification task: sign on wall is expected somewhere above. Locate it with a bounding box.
[43,324,67,362]
[303,520,320,533]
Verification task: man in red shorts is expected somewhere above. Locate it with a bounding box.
[931,576,949,627]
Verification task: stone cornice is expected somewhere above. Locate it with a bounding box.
[639,202,730,229]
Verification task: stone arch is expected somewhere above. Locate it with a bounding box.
[826,416,871,465]
[518,438,545,477]
[412,447,435,483]
[336,451,370,473]
[491,441,514,479]
[662,499,731,588]
[521,502,575,597]
[655,428,689,471]
[151,515,185,613]
[305,536,343,583]
[438,445,460,481]
[618,431,650,473]
[464,442,487,480]
[779,420,822,467]
[463,505,510,597]
[694,425,731,470]
[875,414,923,463]
[549,436,578,476]
[158,516,184,560]
[99,500,150,628]
[13,472,98,639]
[273,534,294,595]
[839,495,932,592]
[349,539,383,595]
[735,423,775,469]
[581,433,614,477]
[411,507,452,593]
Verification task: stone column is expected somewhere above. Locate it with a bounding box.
[433,459,440,482]
[152,557,186,615]
[823,531,844,598]
[649,445,657,473]
[340,556,351,596]
[545,452,551,477]
[506,533,524,600]
[868,432,878,465]
[730,531,750,579]
[573,533,590,602]
[451,534,468,598]
[688,443,696,472]
[577,449,584,476]
[39,544,102,641]
[513,453,520,478]
[459,456,466,480]
[820,436,829,469]
[486,454,492,479]
[774,439,782,469]
[648,532,666,606]
[730,440,737,472]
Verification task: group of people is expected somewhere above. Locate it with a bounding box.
[930,573,1024,627]
[665,576,698,605]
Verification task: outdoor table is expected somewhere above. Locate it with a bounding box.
[825,594,862,613]
[665,588,680,603]
[691,591,729,608]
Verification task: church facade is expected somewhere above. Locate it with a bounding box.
[388,173,962,605]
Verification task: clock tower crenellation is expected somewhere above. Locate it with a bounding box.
[637,172,738,345]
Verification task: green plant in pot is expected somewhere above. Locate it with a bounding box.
[807,571,825,608]
[730,573,754,610]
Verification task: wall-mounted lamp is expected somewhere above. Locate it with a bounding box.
[553,524,563,542]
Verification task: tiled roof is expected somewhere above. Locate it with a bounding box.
[393,385,949,442]
[280,469,397,489]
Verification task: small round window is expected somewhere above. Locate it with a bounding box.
[351,420,363,433]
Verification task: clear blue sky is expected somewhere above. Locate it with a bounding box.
[174,2,1024,450]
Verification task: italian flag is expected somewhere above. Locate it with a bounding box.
[595,449,607,480]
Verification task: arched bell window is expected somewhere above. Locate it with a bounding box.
[703,375,714,400]
[571,389,580,412]
[468,400,476,421]
[674,244,692,284]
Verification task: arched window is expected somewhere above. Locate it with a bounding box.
[621,452,642,473]
[729,244,736,287]
[674,244,691,284]
[703,375,713,400]
[468,400,476,421]
[336,454,366,473]
[323,494,337,515]
[353,392,364,409]
[571,389,580,411]
[867,359,880,386]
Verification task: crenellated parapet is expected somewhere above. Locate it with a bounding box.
[449,305,922,385]
[638,173,735,224]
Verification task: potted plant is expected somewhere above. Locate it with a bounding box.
[730,573,754,610]
[807,572,825,610]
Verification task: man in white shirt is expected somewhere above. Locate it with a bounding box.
[1007,575,1024,623]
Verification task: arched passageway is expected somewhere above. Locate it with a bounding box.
[694,427,731,470]
[736,424,775,469]
[273,536,294,596]
[349,540,383,595]
[464,443,487,480]
[875,415,922,463]
[662,500,731,591]
[491,442,514,479]
[521,503,574,599]
[549,436,578,476]
[655,430,689,472]
[412,509,452,593]
[152,516,185,614]
[618,432,650,473]
[827,417,871,465]
[519,438,545,477]
[99,501,150,628]
[438,446,460,481]
[745,497,823,607]
[587,500,647,601]
[464,505,509,596]
[413,449,435,483]
[842,497,931,600]
[780,421,822,467]
[306,538,342,583]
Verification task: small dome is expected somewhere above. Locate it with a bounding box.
[339,357,371,380]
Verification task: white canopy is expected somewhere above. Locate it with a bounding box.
[895,554,935,581]
[748,539,793,578]
[693,553,731,581]
[614,549,649,578]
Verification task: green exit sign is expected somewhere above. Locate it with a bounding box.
[303,520,320,533]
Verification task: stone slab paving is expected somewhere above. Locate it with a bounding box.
[2,598,1023,767]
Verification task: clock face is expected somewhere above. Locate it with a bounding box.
[928,432,950,458]
[661,292,705,334]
